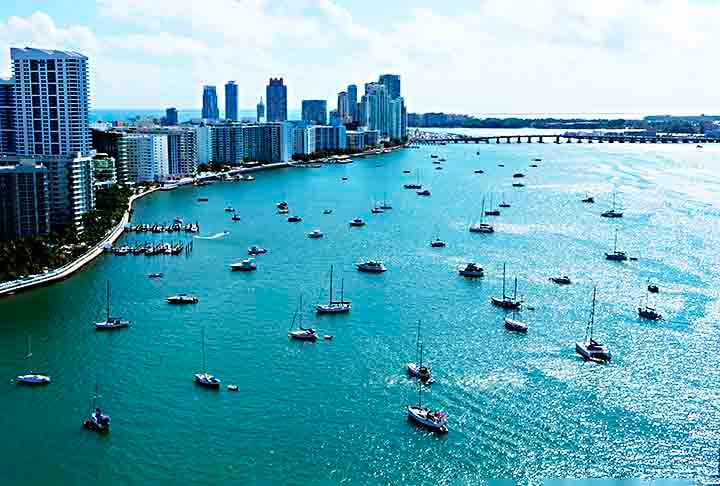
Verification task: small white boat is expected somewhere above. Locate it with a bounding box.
[349,218,366,227]
[247,246,267,255]
[16,373,51,385]
[243,175,255,181]
[288,328,318,341]
[308,229,324,239]
[166,294,199,304]
[278,208,290,214]
[356,261,387,273]
[194,373,221,388]
[227,384,239,391]
[504,310,528,333]
[459,263,484,278]
[230,259,257,272]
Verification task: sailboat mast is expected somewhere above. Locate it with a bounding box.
[614,229,618,252]
[340,279,344,304]
[329,265,334,304]
[589,287,597,341]
[419,342,424,368]
[201,327,206,373]
[106,280,110,321]
[418,383,422,408]
[502,263,507,299]
[513,276,518,300]
[26,335,32,359]
[480,197,485,224]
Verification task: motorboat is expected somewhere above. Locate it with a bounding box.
[341,177,348,181]
[430,154,439,158]
[349,218,366,227]
[474,169,484,174]
[605,229,628,261]
[550,276,572,285]
[417,189,431,196]
[533,158,542,162]
[224,207,235,212]
[438,158,446,162]
[512,182,525,187]
[432,160,441,165]
[232,214,242,221]
[166,294,199,304]
[247,246,267,255]
[148,273,163,279]
[316,265,351,314]
[323,209,333,214]
[529,164,539,168]
[287,216,302,222]
[459,263,484,278]
[194,373,221,388]
[435,166,443,170]
[276,201,289,209]
[648,283,659,293]
[16,374,51,385]
[356,261,387,273]
[278,209,290,214]
[403,170,411,173]
[197,197,209,202]
[498,164,505,167]
[308,229,324,239]
[430,238,446,248]
[576,287,611,363]
[230,259,257,271]
[83,408,111,433]
[513,173,525,178]
[227,384,239,391]
[582,195,595,203]
[95,281,130,330]
[491,264,522,309]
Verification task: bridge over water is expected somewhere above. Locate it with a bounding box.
[412,134,717,145]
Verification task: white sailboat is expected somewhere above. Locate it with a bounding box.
[316,265,351,314]
[575,287,612,362]
[491,264,522,309]
[194,327,221,388]
[16,335,50,385]
[406,382,448,434]
[469,197,494,233]
[95,280,130,330]
[289,296,318,341]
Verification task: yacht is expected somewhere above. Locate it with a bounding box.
[16,373,51,385]
[417,189,431,196]
[95,281,130,330]
[232,214,242,221]
[357,261,387,273]
[308,229,324,239]
[349,218,366,227]
[474,169,484,174]
[247,246,267,255]
[512,182,525,187]
[601,191,623,218]
[166,294,199,304]
[430,238,446,248]
[288,298,318,341]
[194,327,221,389]
[459,263,484,278]
[224,207,235,212]
[287,215,302,222]
[576,287,611,363]
[550,275,572,285]
[407,385,448,434]
[323,209,333,215]
[605,229,628,261]
[407,322,433,384]
[315,265,351,314]
[230,259,257,272]
[582,194,595,203]
[470,198,494,233]
[638,289,662,320]
[504,309,528,333]
[491,264,522,309]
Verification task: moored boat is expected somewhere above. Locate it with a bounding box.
[550,275,572,285]
[459,263,484,278]
[430,238,446,248]
[230,259,257,272]
[95,280,130,330]
[315,265,351,314]
[247,245,267,255]
[194,327,221,389]
[308,229,324,239]
[605,229,628,261]
[349,218,366,227]
[491,264,522,309]
[356,260,387,273]
[167,293,199,304]
[576,287,611,363]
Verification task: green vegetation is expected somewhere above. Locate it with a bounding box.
[0,184,133,284]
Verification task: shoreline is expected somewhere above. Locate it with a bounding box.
[0,187,159,298]
[0,145,403,298]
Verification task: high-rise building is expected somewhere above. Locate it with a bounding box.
[166,128,198,176]
[0,78,15,154]
[292,126,314,156]
[225,81,238,121]
[312,125,347,152]
[212,123,244,164]
[202,85,219,121]
[91,153,116,185]
[92,129,128,184]
[266,78,287,122]
[389,97,405,140]
[329,109,342,127]
[301,100,327,125]
[242,122,292,163]
[337,91,350,124]
[345,131,364,152]
[165,107,178,126]
[362,82,389,136]
[256,97,265,122]
[10,47,94,230]
[196,125,213,165]
[11,48,91,158]
[0,159,49,240]
[379,74,401,99]
[121,133,169,183]
[347,85,358,123]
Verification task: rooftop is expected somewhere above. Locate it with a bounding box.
[11,47,88,61]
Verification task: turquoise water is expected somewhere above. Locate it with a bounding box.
[2,140,720,483]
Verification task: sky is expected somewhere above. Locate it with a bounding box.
[0,0,718,116]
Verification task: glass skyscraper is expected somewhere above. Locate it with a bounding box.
[266,78,287,122]
[202,85,219,121]
[225,81,238,121]
[301,100,327,125]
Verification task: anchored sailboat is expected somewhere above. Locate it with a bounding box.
[605,229,628,261]
[406,382,448,434]
[15,335,50,385]
[194,327,221,388]
[575,287,611,362]
[491,264,522,309]
[316,265,351,314]
[469,197,494,233]
[406,320,433,384]
[95,280,130,330]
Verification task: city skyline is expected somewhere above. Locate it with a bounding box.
[2,0,720,115]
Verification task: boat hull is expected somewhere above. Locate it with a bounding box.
[95,320,130,330]
[16,374,51,385]
[194,374,221,388]
[289,330,318,342]
[316,303,350,314]
[491,297,521,309]
[575,341,611,362]
[504,317,528,333]
[406,406,448,434]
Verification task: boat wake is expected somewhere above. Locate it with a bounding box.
[193,231,229,240]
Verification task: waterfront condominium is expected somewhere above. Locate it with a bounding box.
[301,100,327,125]
[9,47,94,230]
[225,81,238,121]
[0,159,50,240]
[202,85,219,121]
[337,91,350,124]
[347,84,358,123]
[165,107,178,126]
[0,77,15,154]
[379,74,401,100]
[256,97,265,123]
[120,133,169,183]
[266,78,287,122]
[362,82,389,136]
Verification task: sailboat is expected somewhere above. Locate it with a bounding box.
[469,198,494,233]
[491,264,522,309]
[194,327,221,388]
[406,382,448,434]
[316,265,351,314]
[504,307,527,333]
[82,383,111,432]
[380,192,393,210]
[289,296,318,341]
[575,287,611,362]
[15,335,51,385]
[605,229,628,261]
[499,192,510,208]
[601,191,623,218]
[484,194,500,216]
[95,280,130,330]
[638,288,663,320]
[404,170,422,189]
[406,321,433,384]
